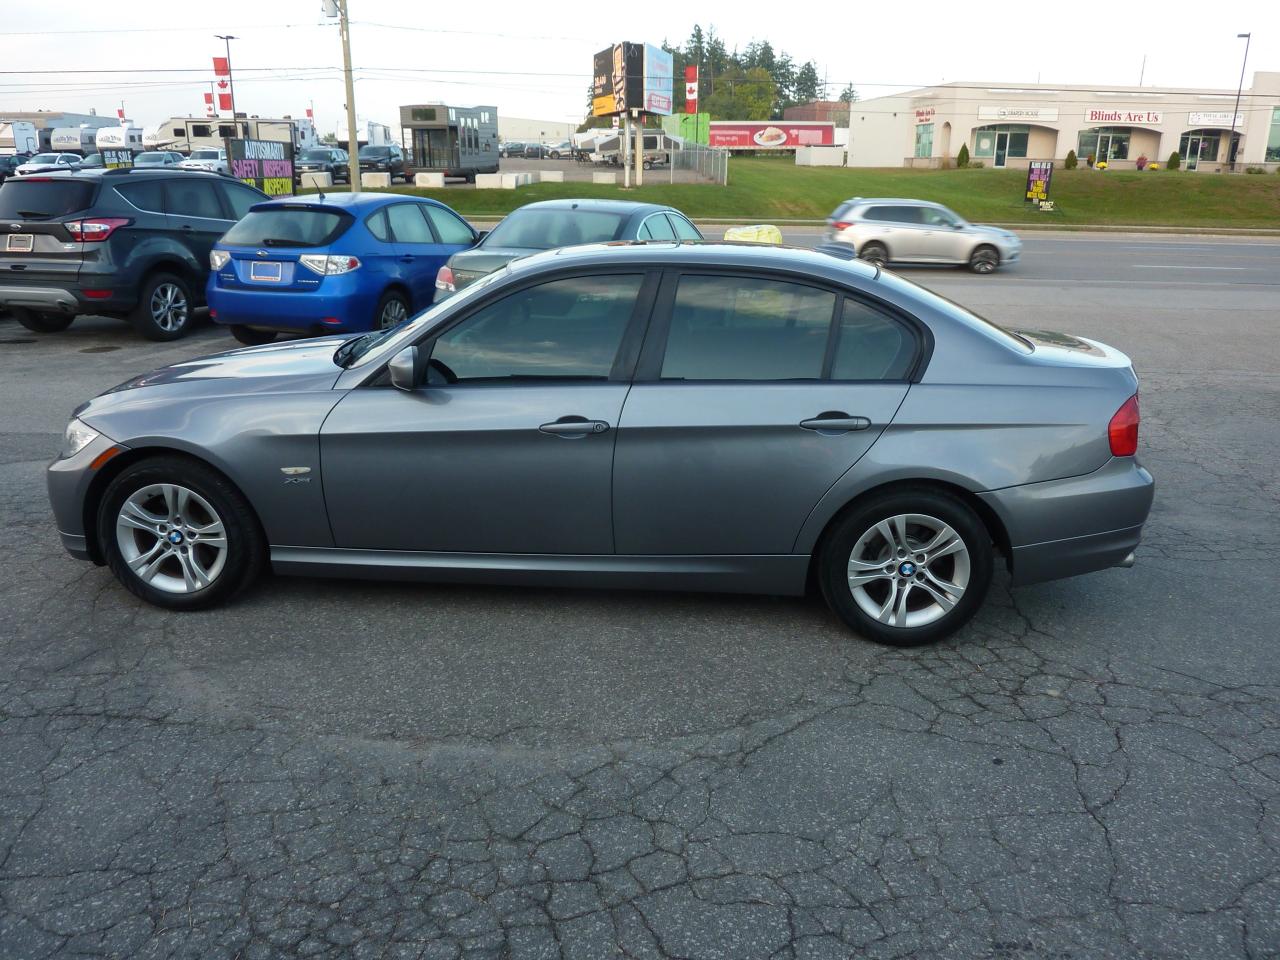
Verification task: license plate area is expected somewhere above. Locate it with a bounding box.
[249,260,283,282]
[5,234,34,253]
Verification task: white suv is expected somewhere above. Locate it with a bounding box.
[827,198,1021,274]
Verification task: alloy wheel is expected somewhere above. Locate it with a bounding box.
[115,483,227,594]
[150,283,189,332]
[379,298,408,329]
[970,249,999,274]
[846,513,971,629]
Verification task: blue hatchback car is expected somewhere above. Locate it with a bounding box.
[207,193,479,344]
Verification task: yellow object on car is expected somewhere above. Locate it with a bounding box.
[722,224,784,245]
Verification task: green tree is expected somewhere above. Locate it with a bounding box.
[794,61,820,103]
[956,143,970,168]
[838,84,859,103]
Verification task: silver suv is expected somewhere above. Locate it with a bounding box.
[826,198,1021,274]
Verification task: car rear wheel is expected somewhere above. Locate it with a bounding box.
[99,456,265,611]
[230,325,277,346]
[374,290,409,330]
[969,245,999,274]
[131,273,192,341]
[12,308,73,333]
[859,242,888,268]
[818,489,993,646]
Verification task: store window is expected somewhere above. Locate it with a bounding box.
[914,123,934,158]
[1267,108,1280,162]
[1078,127,1131,162]
[971,125,1030,159]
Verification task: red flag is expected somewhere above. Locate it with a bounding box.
[306,107,313,119]
[218,93,233,111]
[213,57,229,76]
[116,107,125,120]
[684,65,698,114]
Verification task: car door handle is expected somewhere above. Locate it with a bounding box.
[800,413,871,432]
[539,418,610,437]
[399,255,414,263]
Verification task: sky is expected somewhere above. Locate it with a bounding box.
[3,0,1278,139]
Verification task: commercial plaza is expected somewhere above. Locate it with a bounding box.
[846,71,1280,171]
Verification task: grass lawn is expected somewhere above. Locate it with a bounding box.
[316,157,1280,228]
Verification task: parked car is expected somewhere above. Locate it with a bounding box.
[0,168,267,339]
[436,198,703,295]
[499,141,526,158]
[357,144,406,182]
[546,141,572,159]
[207,192,479,345]
[133,151,184,168]
[15,152,82,176]
[826,198,1022,274]
[77,153,105,170]
[522,143,546,159]
[178,148,228,174]
[295,147,350,184]
[47,243,1152,646]
[0,155,26,182]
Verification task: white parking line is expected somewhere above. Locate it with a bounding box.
[1132,265,1247,270]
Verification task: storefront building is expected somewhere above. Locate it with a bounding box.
[846,72,1280,171]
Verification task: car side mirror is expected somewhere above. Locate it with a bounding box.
[388,346,419,392]
[473,230,488,246]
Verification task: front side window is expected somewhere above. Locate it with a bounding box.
[831,299,916,381]
[660,275,836,381]
[386,203,434,244]
[163,180,225,220]
[431,275,642,381]
[919,206,960,228]
[914,123,934,158]
[423,205,475,245]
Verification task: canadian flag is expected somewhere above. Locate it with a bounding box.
[203,92,215,118]
[684,66,698,114]
[213,57,229,77]
[306,107,313,120]
[218,93,233,112]
[117,107,125,120]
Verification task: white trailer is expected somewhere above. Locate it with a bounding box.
[95,125,144,154]
[0,121,40,155]
[51,127,97,154]
[144,117,313,155]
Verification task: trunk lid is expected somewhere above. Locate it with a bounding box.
[0,178,98,282]
[1014,328,1134,369]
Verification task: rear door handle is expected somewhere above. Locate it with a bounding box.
[399,255,415,263]
[539,418,610,437]
[800,413,871,433]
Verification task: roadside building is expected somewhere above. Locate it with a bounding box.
[846,72,1280,171]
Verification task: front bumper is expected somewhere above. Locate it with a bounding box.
[47,431,128,563]
[978,456,1155,586]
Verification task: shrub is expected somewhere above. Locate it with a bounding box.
[1168,151,1181,171]
[1245,166,1266,174]
[1148,163,1159,171]
[956,143,970,168]
[1097,161,1108,170]
[1064,149,1078,170]
[968,160,984,168]
[1135,154,1148,170]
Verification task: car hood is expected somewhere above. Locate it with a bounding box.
[75,336,350,423]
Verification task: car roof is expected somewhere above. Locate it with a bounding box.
[253,192,450,212]
[842,197,944,208]
[509,198,675,216]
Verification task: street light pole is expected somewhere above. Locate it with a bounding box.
[338,0,360,191]
[214,35,238,119]
[1227,32,1250,172]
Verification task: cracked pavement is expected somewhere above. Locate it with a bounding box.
[1,242,1278,959]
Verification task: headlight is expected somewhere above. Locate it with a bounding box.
[61,418,100,459]
[210,250,230,270]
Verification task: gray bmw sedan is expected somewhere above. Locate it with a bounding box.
[48,243,1153,645]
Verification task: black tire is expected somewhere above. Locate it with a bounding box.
[130,272,193,341]
[817,488,993,646]
[98,456,266,611]
[642,159,653,170]
[969,245,1000,274]
[858,242,888,267]
[373,289,409,331]
[230,325,277,346]
[12,308,73,333]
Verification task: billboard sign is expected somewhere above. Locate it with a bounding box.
[102,150,134,170]
[1025,160,1053,203]
[227,138,294,196]
[643,44,673,115]
[707,122,835,150]
[591,42,646,116]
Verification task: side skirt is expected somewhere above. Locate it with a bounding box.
[270,547,812,597]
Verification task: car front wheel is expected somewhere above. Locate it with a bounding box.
[969,245,999,274]
[99,456,265,611]
[818,489,993,646]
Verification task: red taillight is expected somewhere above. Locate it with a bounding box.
[435,264,455,293]
[82,289,112,300]
[65,218,130,242]
[831,221,852,230]
[320,317,342,325]
[1108,394,1140,457]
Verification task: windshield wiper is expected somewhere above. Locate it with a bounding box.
[333,332,377,368]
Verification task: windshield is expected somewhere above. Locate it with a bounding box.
[0,179,97,219]
[301,149,333,161]
[358,146,391,158]
[28,154,60,164]
[221,207,351,248]
[484,208,624,250]
[135,153,166,164]
[341,266,512,368]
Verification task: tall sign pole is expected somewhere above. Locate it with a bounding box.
[323,0,361,191]
[214,35,238,118]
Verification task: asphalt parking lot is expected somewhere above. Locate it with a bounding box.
[2,233,1278,959]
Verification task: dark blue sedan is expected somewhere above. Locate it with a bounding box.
[207,192,478,344]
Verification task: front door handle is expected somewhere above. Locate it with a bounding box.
[800,413,871,433]
[399,255,415,263]
[539,418,610,438]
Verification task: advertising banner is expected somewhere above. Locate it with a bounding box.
[591,42,646,116]
[643,44,673,115]
[227,138,294,196]
[1187,111,1244,127]
[1085,108,1162,125]
[1024,160,1053,202]
[707,122,834,150]
[102,150,133,170]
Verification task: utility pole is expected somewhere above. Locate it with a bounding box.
[1138,54,1146,86]
[214,35,238,118]
[1227,32,1251,172]
[338,0,360,190]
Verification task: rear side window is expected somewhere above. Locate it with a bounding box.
[668,214,702,240]
[831,299,916,380]
[423,205,475,245]
[115,181,165,213]
[638,214,675,241]
[661,275,836,381]
[221,208,351,247]
[218,182,265,220]
[0,179,96,220]
[163,180,226,220]
[365,209,391,242]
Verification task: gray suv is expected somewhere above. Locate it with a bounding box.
[827,198,1022,274]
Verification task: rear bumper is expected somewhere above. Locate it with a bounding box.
[0,281,136,316]
[207,275,380,333]
[978,457,1155,586]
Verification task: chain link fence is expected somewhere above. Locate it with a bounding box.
[670,143,730,185]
